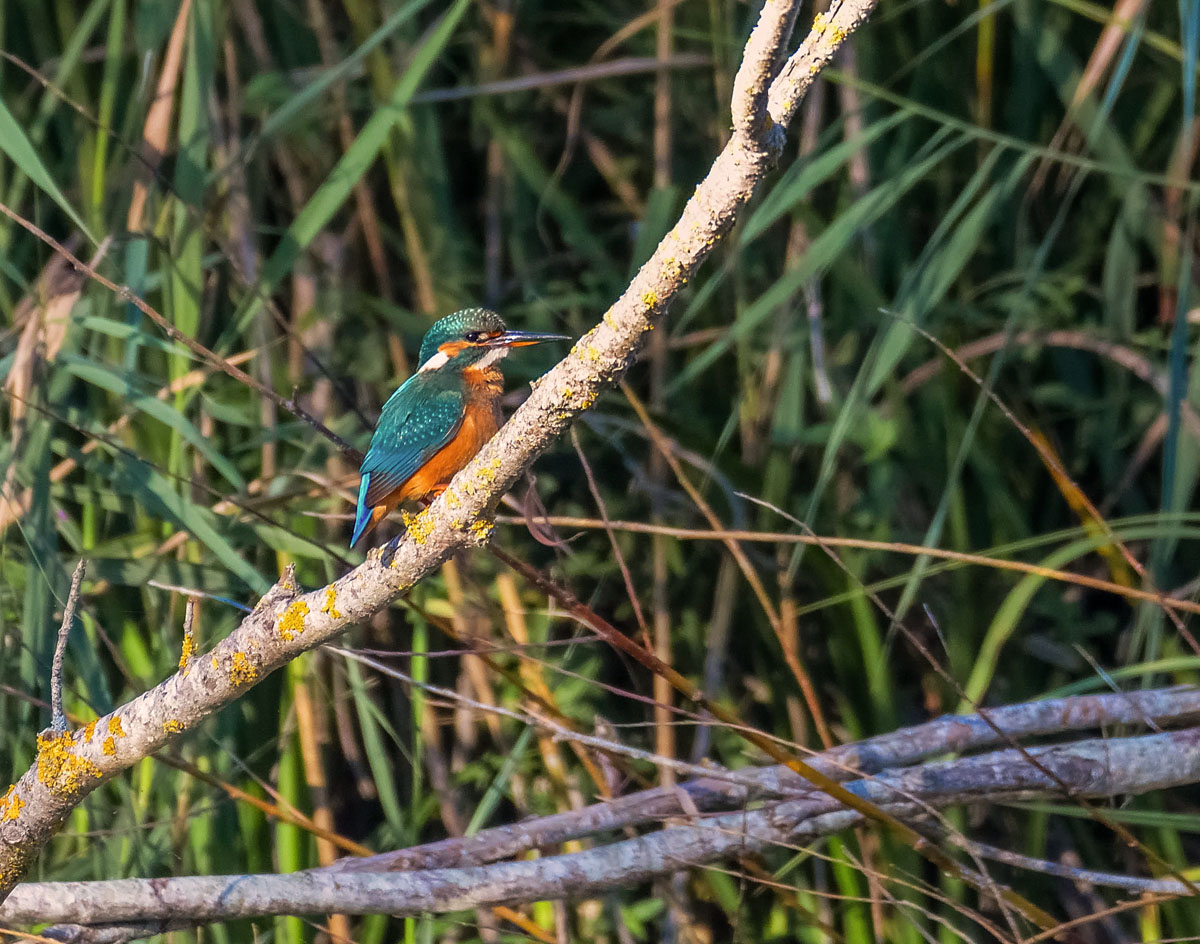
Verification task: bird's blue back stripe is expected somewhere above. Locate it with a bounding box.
[350,473,372,546]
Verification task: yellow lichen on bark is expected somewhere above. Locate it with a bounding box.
[403,509,435,544]
[102,715,127,756]
[179,627,198,669]
[278,600,309,642]
[320,588,342,620]
[0,786,22,822]
[35,731,102,797]
[229,651,258,687]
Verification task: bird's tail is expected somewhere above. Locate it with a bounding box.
[350,475,373,546]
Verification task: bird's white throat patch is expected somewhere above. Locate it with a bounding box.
[417,350,450,373]
[474,346,510,370]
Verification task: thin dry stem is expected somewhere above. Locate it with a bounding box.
[49,561,87,734]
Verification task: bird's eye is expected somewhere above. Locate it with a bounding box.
[464,331,482,343]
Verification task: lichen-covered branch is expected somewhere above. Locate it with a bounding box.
[5,726,1199,927]
[0,0,879,902]
[767,0,878,128]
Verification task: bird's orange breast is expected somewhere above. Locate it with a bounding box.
[396,395,501,503]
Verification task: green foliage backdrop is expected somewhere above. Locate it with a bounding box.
[1,0,1199,940]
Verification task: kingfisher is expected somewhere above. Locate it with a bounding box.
[351,308,567,546]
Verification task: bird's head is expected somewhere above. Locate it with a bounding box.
[416,308,567,374]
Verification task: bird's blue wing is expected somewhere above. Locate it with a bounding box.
[352,377,464,544]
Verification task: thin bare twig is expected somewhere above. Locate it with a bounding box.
[942,832,1198,896]
[48,561,86,734]
[570,428,649,634]
[622,384,834,746]
[494,514,1200,615]
[416,54,709,104]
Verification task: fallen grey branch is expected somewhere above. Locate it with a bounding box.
[0,0,877,901]
[326,686,1200,874]
[6,728,1198,926]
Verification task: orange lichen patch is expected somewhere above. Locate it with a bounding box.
[102,737,116,756]
[179,627,198,670]
[36,730,102,796]
[163,719,184,734]
[82,720,97,742]
[229,651,258,687]
[320,588,342,621]
[469,519,494,543]
[0,785,22,822]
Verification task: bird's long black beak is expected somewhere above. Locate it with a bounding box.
[487,330,570,348]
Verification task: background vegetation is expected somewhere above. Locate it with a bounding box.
[1,0,1198,940]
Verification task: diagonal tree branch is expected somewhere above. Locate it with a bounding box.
[0,0,878,903]
[5,725,1200,928]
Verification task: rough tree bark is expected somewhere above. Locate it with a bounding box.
[0,0,877,904]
